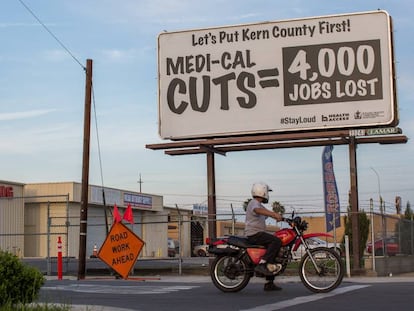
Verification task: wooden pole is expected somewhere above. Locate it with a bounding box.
[78,59,93,280]
[207,152,217,239]
[349,137,361,271]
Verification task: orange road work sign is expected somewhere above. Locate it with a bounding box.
[97,222,145,279]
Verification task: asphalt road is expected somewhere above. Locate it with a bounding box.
[37,274,414,311]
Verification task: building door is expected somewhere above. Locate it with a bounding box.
[190,221,204,257]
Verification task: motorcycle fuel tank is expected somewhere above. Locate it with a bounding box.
[275,229,296,245]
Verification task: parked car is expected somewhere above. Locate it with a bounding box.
[193,244,209,257]
[366,236,399,256]
[291,237,342,260]
[168,238,180,257]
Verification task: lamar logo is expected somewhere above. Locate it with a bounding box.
[0,186,13,198]
[321,113,350,122]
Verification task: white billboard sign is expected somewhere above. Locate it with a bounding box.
[158,11,397,139]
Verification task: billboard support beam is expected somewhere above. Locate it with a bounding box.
[207,151,217,239]
[200,145,227,156]
[348,137,361,271]
[146,132,407,156]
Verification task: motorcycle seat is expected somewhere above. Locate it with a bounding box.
[228,236,266,249]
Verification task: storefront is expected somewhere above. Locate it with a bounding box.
[0,180,25,256]
[0,181,170,259]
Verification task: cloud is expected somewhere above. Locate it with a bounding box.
[0,120,82,155]
[41,49,72,62]
[100,48,139,62]
[0,22,40,28]
[68,0,266,30]
[0,109,56,121]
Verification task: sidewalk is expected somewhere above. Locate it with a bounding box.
[37,255,414,284]
[34,255,414,278]
[45,270,414,283]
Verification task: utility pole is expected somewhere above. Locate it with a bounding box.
[137,173,143,193]
[78,59,93,280]
[371,167,382,211]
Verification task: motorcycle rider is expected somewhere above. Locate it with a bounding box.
[245,182,283,291]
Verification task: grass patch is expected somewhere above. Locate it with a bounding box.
[0,303,71,311]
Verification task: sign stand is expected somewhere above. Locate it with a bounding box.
[98,222,145,279]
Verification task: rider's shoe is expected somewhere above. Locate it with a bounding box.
[255,263,273,276]
[264,282,282,291]
[267,263,282,274]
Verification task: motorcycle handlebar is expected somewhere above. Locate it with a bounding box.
[282,216,301,226]
[282,217,292,224]
[282,216,308,231]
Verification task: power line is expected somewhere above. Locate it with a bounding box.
[17,0,106,188]
[17,1,109,218]
[17,0,85,70]
[91,84,105,191]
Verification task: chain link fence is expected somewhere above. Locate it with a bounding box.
[1,199,413,276]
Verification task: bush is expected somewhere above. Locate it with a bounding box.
[0,250,45,306]
[342,209,369,268]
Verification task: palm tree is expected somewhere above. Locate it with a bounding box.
[243,198,252,211]
[272,201,285,215]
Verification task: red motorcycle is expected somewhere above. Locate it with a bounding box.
[207,213,344,293]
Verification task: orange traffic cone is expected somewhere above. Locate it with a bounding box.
[91,244,98,258]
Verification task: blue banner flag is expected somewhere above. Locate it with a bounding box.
[322,145,341,232]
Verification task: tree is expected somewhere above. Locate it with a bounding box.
[243,198,251,212]
[404,201,412,219]
[272,201,286,215]
[396,202,413,255]
[343,208,370,268]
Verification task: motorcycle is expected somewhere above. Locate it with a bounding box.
[207,213,344,293]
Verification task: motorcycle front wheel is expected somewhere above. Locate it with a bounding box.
[299,247,344,293]
[210,255,251,292]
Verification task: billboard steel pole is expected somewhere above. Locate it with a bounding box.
[207,151,217,239]
[349,137,361,270]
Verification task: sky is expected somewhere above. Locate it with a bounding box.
[1,0,413,217]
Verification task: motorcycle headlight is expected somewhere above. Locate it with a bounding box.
[300,220,308,231]
[293,216,302,226]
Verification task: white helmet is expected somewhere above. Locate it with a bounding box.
[251,182,272,203]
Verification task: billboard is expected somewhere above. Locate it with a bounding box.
[158,10,397,139]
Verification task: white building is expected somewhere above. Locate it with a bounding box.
[0,180,25,256]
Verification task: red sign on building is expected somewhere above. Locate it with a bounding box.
[0,186,13,198]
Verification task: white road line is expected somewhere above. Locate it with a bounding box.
[240,285,370,311]
[42,284,199,295]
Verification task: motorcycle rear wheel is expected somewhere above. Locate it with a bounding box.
[299,247,344,293]
[210,255,251,292]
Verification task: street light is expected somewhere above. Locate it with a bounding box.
[369,198,375,273]
[370,167,383,212]
[370,166,386,257]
